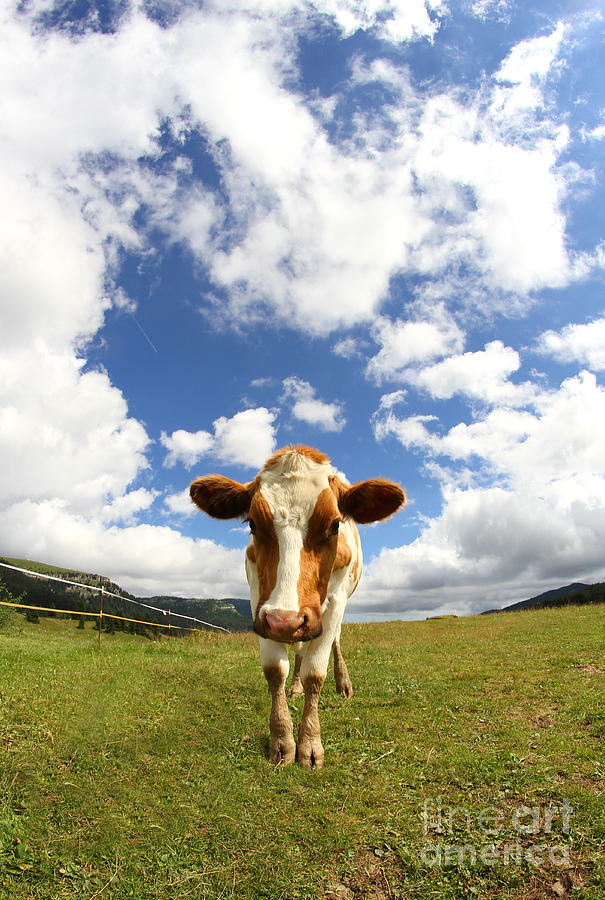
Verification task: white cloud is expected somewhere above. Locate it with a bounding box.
[101,489,158,525]
[536,317,605,371]
[281,377,346,432]
[376,370,605,486]
[0,499,249,598]
[367,312,465,382]
[356,477,605,616]
[332,337,362,360]
[366,369,605,614]
[161,429,214,469]
[213,408,277,468]
[0,348,150,515]
[412,341,537,406]
[469,0,512,21]
[2,4,584,344]
[249,376,275,389]
[164,489,198,518]
[495,22,566,93]
[377,389,408,410]
[0,174,108,353]
[162,408,277,471]
[370,337,537,407]
[582,124,605,142]
[313,0,444,43]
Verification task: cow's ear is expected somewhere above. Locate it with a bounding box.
[333,476,405,524]
[190,475,254,520]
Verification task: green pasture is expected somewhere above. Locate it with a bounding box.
[0,605,603,899]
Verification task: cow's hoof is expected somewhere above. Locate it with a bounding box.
[288,678,304,697]
[297,737,324,769]
[336,678,353,699]
[269,737,296,766]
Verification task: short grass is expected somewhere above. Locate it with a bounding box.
[0,607,603,899]
[1,558,95,578]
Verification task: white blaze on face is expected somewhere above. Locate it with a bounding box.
[258,455,334,616]
[269,518,304,614]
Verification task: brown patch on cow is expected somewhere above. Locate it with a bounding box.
[328,473,349,503]
[330,474,406,523]
[246,543,256,564]
[334,532,352,570]
[340,478,406,524]
[190,475,256,519]
[264,444,330,470]
[248,492,279,612]
[298,488,342,612]
[349,526,362,593]
[306,487,341,544]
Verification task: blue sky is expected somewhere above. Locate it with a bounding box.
[1,0,605,619]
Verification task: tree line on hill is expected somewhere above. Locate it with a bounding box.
[482,581,605,614]
[0,558,252,636]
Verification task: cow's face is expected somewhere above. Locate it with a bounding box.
[190,446,405,644]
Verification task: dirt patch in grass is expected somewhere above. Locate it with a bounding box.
[519,859,593,900]
[323,848,404,900]
[572,664,604,677]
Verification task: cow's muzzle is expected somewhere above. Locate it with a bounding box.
[254,608,323,643]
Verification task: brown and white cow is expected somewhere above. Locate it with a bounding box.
[190,445,405,768]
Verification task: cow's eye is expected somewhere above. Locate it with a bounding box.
[248,519,256,535]
[330,519,340,536]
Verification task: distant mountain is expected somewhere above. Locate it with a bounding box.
[0,557,252,633]
[148,595,252,631]
[482,581,605,614]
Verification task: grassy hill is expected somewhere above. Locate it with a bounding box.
[0,557,251,633]
[483,582,605,615]
[1,606,603,899]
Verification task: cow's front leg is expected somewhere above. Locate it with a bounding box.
[264,665,296,765]
[296,592,348,768]
[297,673,325,769]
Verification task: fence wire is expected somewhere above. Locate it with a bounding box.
[0,561,231,635]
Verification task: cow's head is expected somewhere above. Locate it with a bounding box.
[190,446,405,643]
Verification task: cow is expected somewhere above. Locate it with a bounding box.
[190,445,405,768]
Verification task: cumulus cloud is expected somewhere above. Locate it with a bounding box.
[313,0,444,42]
[370,335,537,407]
[3,4,586,343]
[0,499,248,598]
[162,408,277,471]
[411,341,538,406]
[365,368,605,615]
[212,408,278,468]
[0,348,150,515]
[536,316,605,371]
[161,429,214,469]
[367,312,465,382]
[164,489,198,518]
[281,377,346,432]
[356,477,605,616]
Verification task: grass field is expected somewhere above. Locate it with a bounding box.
[0,606,603,899]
